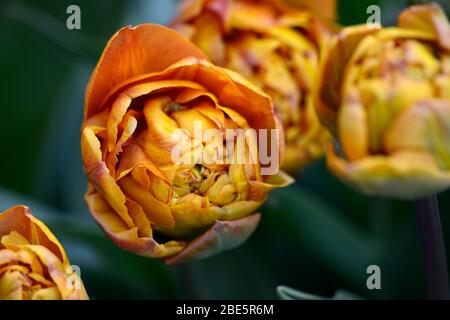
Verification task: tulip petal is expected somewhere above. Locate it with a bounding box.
[174,0,230,26]
[398,3,450,51]
[81,128,134,229]
[31,287,61,300]
[229,1,276,30]
[327,144,450,199]
[85,24,207,118]
[221,67,285,163]
[116,143,172,196]
[2,243,88,300]
[283,0,337,22]
[160,193,223,239]
[221,200,262,220]
[317,25,380,133]
[0,249,16,265]
[247,170,294,201]
[0,206,67,264]
[0,271,23,300]
[165,213,261,265]
[85,188,184,258]
[384,99,450,170]
[338,90,369,160]
[190,12,225,64]
[118,176,175,229]
[106,80,204,152]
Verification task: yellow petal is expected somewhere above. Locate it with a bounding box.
[85,189,184,257]
[81,128,134,229]
[160,193,223,239]
[206,174,237,206]
[118,176,175,229]
[327,143,450,199]
[171,108,218,138]
[191,12,225,64]
[31,287,61,300]
[384,99,450,170]
[316,25,380,134]
[338,90,369,160]
[0,206,67,264]
[0,271,23,300]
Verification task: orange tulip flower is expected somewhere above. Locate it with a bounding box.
[81,24,293,264]
[172,0,337,174]
[0,206,88,300]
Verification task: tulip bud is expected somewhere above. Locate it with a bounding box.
[81,24,293,264]
[0,206,88,300]
[172,0,336,174]
[316,4,450,199]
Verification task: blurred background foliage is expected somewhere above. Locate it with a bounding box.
[0,0,449,299]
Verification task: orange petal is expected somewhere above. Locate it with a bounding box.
[283,0,337,22]
[229,1,277,31]
[398,3,450,51]
[84,24,207,118]
[116,143,170,186]
[219,67,285,165]
[0,206,67,264]
[338,90,369,161]
[81,128,134,229]
[106,80,204,152]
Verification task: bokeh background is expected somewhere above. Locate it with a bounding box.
[1,0,449,299]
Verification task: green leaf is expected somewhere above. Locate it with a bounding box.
[277,286,362,300]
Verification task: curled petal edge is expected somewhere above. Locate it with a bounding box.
[165,213,261,265]
[326,143,450,200]
[0,205,67,264]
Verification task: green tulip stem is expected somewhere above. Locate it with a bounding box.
[416,195,449,300]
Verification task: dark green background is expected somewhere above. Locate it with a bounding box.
[0,0,449,299]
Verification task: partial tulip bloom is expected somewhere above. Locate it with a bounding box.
[81,24,292,264]
[316,4,450,199]
[172,0,336,174]
[0,206,88,300]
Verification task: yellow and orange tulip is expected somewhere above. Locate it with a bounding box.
[81,24,292,264]
[0,206,88,300]
[172,0,336,174]
[316,4,450,199]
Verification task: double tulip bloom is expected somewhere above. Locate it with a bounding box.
[0,206,88,300]
[81,24,292,264]
[172,0,336,173]
[317,4,450,199]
